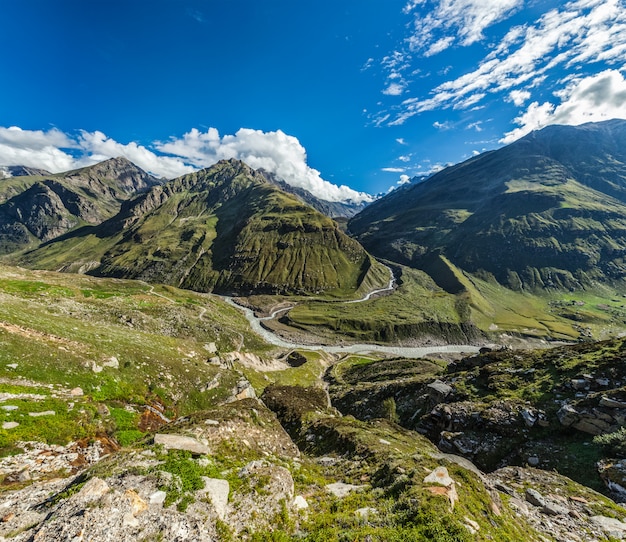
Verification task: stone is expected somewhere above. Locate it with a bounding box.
[0,405,18,411]
[542,503,569,516]
[29,410,55,417]
[149,490,167,505]
[7,363,17,369]
[125,489,148,516]
[293,495,309,510]
[591,515,626,537]
[103,357,119,369]
[70,387,84,397]
[154,433,209,455]
[427,380,453,401]
[463,516,480,534]
[76,477,110,502]
[527,456,540,467]
[525,488,546,508]
[200,477,229,520]
[600,396,626,409]
[521,408,537,427]
[557,404,579,426]
[355,507,377,519]
[571,378,590,390]
[2,422,19,429]
[325,482,365,498]
[424,466,455,487]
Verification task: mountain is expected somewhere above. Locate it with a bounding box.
[261,169,368,218]
[0,157,160,254]
[349,119,626,291]
[0,165,52,178]
[18,158,388,296]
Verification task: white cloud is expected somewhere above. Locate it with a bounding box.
[508,89,531,106]
[406,0,522,54]
[433,120,451,130]
[501,69,626,143]
[396,138,407,145]
[387,0,626,125]
[157,128,373,203]
[0,125,372,204]
[398,174,411,184]
[381,167,406,173]
[398,155,411,162]
[382,83,406,96]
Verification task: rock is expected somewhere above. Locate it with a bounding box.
[424,467,458,509]
[424,466,455,487]
[70,387,84,397]
[325,482,366,498]
[571,378,590,391]
[427,380,453,402]
[591,515,626,537]
[28,410,55,417]
[527,456,540,467]
[149,490,167,505]
[293,495,309,510]
[0,405,18,411]
[463,516,480,534]
[600,396,626,409]
[153,434,209,455]
[355,507,377,520]
[125,489,148,516]
[2,422,19,429]
[542,502,569,516]
[525,488,546,507]
[557,404,579,426]
[76,477,110,502]
[103,357,119,369]
[7,363,17,369]
[521,408,537,427]
[317,457,338,467]
[200,477,229,520]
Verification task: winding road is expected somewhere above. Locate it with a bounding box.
[222,264,480,357]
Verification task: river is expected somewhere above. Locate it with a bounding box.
[222,292,480,358]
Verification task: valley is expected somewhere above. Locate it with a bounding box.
[4,120,626,540]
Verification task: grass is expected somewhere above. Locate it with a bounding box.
[0,264,272,452]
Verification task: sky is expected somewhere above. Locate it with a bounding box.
[1,0,625,202]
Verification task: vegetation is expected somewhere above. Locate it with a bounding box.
[14,159,389,297]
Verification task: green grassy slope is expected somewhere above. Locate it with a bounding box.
[0,264,271,453]
[349,120,626,293]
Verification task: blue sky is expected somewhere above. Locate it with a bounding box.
[1,0,625,202]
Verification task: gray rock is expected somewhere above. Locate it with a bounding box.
[557,404,579,426]
[200,477,229,520]
[591,515,626,537]
[153,434,209,455]
[2,421,19,429]
[600,396,626,409]
[527,456,540,467]
[325,482,366,498]
[525,488,546,507]
[542,502,569,516]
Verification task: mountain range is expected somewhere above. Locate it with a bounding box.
[0,157,159,254]
[15,159,387,295]
[349,119,626,292]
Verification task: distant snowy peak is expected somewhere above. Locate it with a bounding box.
[0,165,52,178]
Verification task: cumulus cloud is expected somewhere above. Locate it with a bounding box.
[0,125,371,203]
[156,128,373,203]
[501,69,626,143]
[405,0,522,53]
[383,83,406,96]
[387,0,626,125]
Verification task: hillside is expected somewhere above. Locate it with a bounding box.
[0,157,159,254]
[17,159,388,296]
[349,119,626,292]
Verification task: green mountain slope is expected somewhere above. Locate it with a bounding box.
[0,157,159,254]
[349,119,626,291]
[18,159,387,296]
